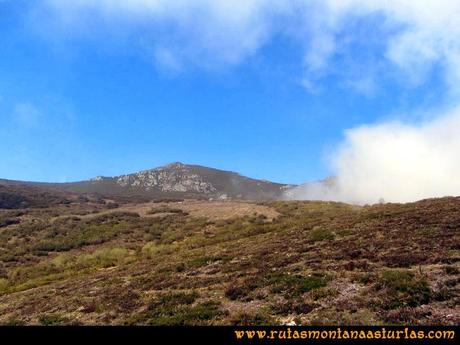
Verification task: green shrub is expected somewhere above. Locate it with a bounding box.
[32,220,133,252]
[376,270,431,309]
[141,242,176,258]
[357,272,375,285]
[230,311,276,325]
[268,272,330,296]
[153,292,199,307]
[182,301,224,323]
[129,292,225,326]
[76,247,133,268]
[433,287,454,301]
[310,226,335,242]
[3,318,26,326]
[309,287,339,301]
[38,314,67,326]
[147,207,187,215]
[0,278,9,293]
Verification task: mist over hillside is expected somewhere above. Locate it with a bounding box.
[283,108,460,205]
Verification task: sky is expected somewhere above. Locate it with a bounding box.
[0,1,459,201]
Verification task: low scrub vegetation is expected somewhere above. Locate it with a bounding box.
[0,197,458,325]
[147,206,188,215]
[127,292,226,325]
[374,270,431,309]
[309,226,335,242]
[268,272,331,297]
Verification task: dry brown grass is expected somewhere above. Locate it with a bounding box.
[56,200,280,221]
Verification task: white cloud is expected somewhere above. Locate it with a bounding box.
[39,1,460,203]
[337,0,460,92]
[287,107,460,204]
[281,0,460,204]
[39,1,460,93]
[42,0,287,68]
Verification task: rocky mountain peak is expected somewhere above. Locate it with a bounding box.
[57,162,291,200]
[159,162,186,170]
[115,162,216,194]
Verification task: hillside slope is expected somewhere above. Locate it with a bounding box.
[0,197,458,325]
[0,180,73,209]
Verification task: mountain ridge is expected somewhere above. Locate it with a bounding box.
[1,162,295,205]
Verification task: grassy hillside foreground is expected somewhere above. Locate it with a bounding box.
[0,198,458,325]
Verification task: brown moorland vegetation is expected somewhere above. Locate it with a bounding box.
[0,198,458,325]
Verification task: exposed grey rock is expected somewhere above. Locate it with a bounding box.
[37,162,292,201]
[115,163,217,194]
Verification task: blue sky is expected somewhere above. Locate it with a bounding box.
[0,1,457,187]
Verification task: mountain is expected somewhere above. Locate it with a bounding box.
[1,163,293,204]
[0,179,73,209]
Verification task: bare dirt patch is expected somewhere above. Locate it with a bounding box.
[63,200,280,221]
[175,201,280,221]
